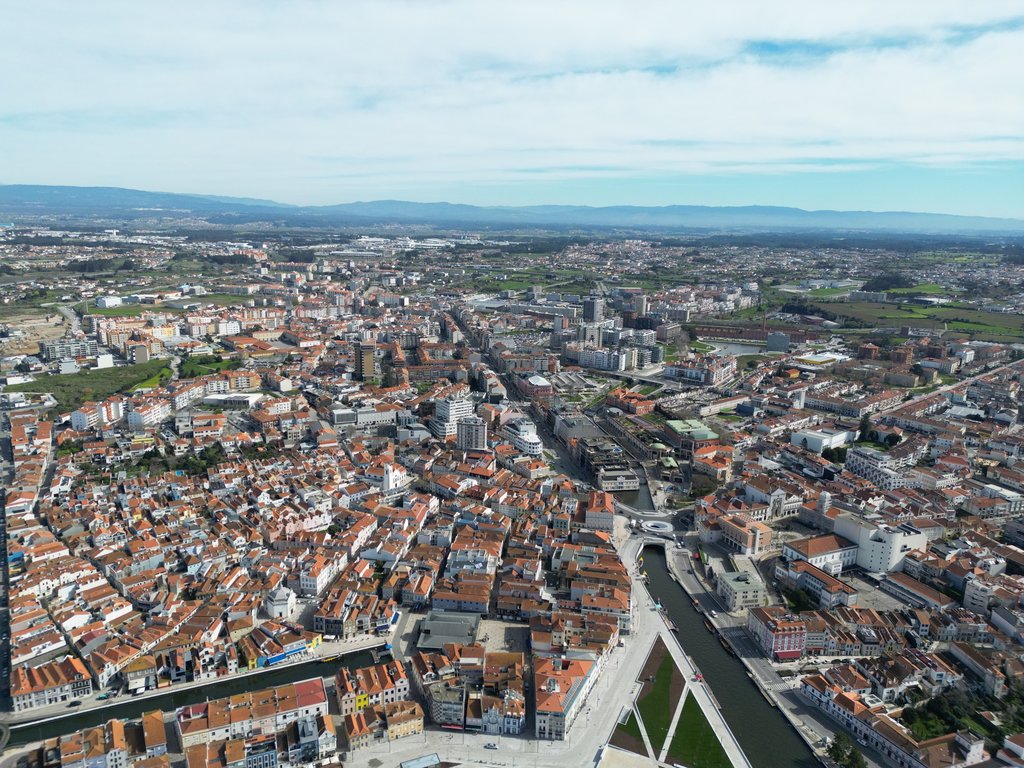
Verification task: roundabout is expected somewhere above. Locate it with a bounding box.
[641,520,674,535]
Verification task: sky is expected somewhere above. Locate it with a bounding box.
[2,2,1023,217]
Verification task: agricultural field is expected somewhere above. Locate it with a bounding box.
[0,289,65,320]
[811,300,1024,341]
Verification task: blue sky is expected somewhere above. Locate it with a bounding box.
[1,2,1023,218]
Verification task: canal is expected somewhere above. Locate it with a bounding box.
[617,483,656,513]
[643,547,817,768]
[8,649,374,748]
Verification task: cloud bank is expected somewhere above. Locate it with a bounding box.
[2,1,1022,214]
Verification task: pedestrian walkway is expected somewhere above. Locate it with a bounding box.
[620,536,753,768]
[658,683,690,763]
[632,703,658,764]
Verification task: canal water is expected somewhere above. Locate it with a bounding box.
[643,547,817,768]
[616,483,656,513]
[8,650,374,748]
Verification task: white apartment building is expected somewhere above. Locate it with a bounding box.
[431,395,474,439]
[127,400,172,430]
[502,419,543,457]
[833,514,929,574]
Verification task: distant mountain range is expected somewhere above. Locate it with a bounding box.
[1,184,1022,234]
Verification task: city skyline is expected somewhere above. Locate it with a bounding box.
[2,2,1023,217]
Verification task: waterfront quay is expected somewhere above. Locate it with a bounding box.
[649,534,892,768]
[4,639,381,748]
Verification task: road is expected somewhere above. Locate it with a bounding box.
[55,304,81,335]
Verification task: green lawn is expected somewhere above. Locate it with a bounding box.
[715,411,744,423]
[610,711,647,756]
[636,651,684,749]
[194,292,254,306]
[737,353,771,370]
[181,355,242,378]
[855,440,892,452]
[586,386,611,409]
[807,287,850,297]
[85,305,181,317]
[6,359,172,412]
[690,340,715,352]
[887,283,950,295]
[132,367,172,390]
[665,696,731,768]
[636,384,660,395]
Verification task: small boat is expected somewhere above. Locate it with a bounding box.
[667,620,679,633]
[319,654,342,663]
[703,620,715,632]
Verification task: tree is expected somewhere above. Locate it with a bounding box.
[847,750,868,768]
[861,273,913,292]
[689,475,719,499]
[858,414,872,440]
[828,732,853,764]
[885,432,901,447]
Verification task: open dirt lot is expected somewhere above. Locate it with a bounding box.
[0,313,66,355]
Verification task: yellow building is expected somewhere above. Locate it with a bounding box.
[384,701,424,740]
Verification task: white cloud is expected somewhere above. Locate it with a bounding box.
[0,1,1022,206]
